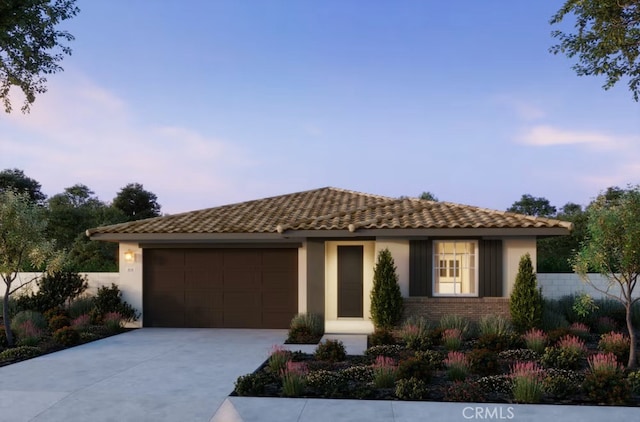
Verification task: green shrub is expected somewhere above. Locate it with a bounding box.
[369,328,396,347]
[399,319,432,351]
[509,253,543,332]
[287,313,323,343]
[475,333,513,352]
[68,296,95,319]
[414,350,444,370]
[267,345,292,374]
[468,348,499,376]
[541,346,585,370]
[543,369,584,399]
[234,372,276,396]
[48,315,71,332]
[476,375,512,395]
[593,298,626,327]
[372,355,397,388]
[10,310,47,331]
[364,344,405,360]
[43,307,68,321]
[15,272,88,313]
[94,284,139,322]
[572,293,598,325]
[315,339,346,362]
[478,315,512,337]
[628,370,640,395]
[593,316,618,334]
[439,315,471,339]
[369,249,403,329]
[598,331,630,364]
[14,320,44,347]
[396,356,432,382]
[547,327,572,344]
[0,346,40,361]
[102,312,123,333]
[511,361,544,404]
[0,296,19,320]
[444,381,485,403]
[395,377,429,400]
[0,326,11,347]
[53,326,80,346]
[583,371,631,405]
[541,308,569,332]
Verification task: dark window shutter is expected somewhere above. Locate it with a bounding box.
[479,239,503,297]
[409,240,432,297]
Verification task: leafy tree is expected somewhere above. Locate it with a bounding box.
[15,271,87,313]
[550,0,640,101]
[0,190,62,346]
[113,183,161,221]
[0,168,46,205]
[370,248,403,329]
[418,191,439,201]
[0,0,79,113]
[509,253,543,332]
[507,194,557,217]
[47,184,124,271]
[537,202,587,272]
[573,186,640,368]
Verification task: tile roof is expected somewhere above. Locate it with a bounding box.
[87,187,572,236]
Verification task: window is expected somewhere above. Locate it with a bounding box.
[433,240,478,296]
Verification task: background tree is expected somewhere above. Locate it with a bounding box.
[370,248,403,329]
[0,0,80,112]
[537,202,587,272]
[0,190,61,346]
[550,0,640,101]
[112,183,161,221]
[47,184,125,271]
[507,194,557,217]
[509,253,543,332]
[573,186,640,368]
[0,168,46,205]
[418,191,439,201]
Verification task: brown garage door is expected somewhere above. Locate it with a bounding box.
[143,248,298,328]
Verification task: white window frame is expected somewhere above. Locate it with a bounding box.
[432,240,479,297]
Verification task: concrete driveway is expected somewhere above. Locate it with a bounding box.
[0,328,287,422]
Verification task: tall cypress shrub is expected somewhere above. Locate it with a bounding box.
[370,248,403,329]
[509,253,543,332]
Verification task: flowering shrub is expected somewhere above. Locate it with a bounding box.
[103,312,123,333]
[444,380,486,403]
[476,375,513,395]
[588,352,622,376]
[281,361,308,397]
[0,346,40,361]
[442,328,463,351]
[510,361,544,403]
[400,321,431,351]
[569,322,590,340]
[268,345,292,374]
[523,328,548,354]
[364,344,405,360]
[543,368,584,399]
[444,351,469,381]
[498,349,539,361]
[71,314,91,331]
[372,355,397,388]
[48,315,71,332]
[583,354,630,405]
[628,370,640,395]
[598,331,630,363]
[15,320,44,347]
[395,377,429,400]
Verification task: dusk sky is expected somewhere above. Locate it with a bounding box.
[2,1,639,215]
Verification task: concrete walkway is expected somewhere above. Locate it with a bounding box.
[0,329,637,422]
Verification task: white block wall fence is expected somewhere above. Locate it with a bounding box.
[10,272,638,322]
[537,273,640,300]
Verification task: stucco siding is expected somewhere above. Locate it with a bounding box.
[502,238,536,297]
[375,239,410,297]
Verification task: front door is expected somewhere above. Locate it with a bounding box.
[337,245,363,317]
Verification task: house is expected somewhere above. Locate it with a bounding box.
[87,187,572,333]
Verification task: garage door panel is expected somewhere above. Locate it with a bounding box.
[224,250,260,267]
[224,269,260,289]
[144,248,297,328]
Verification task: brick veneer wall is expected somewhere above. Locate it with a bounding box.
[402,297,510,323]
